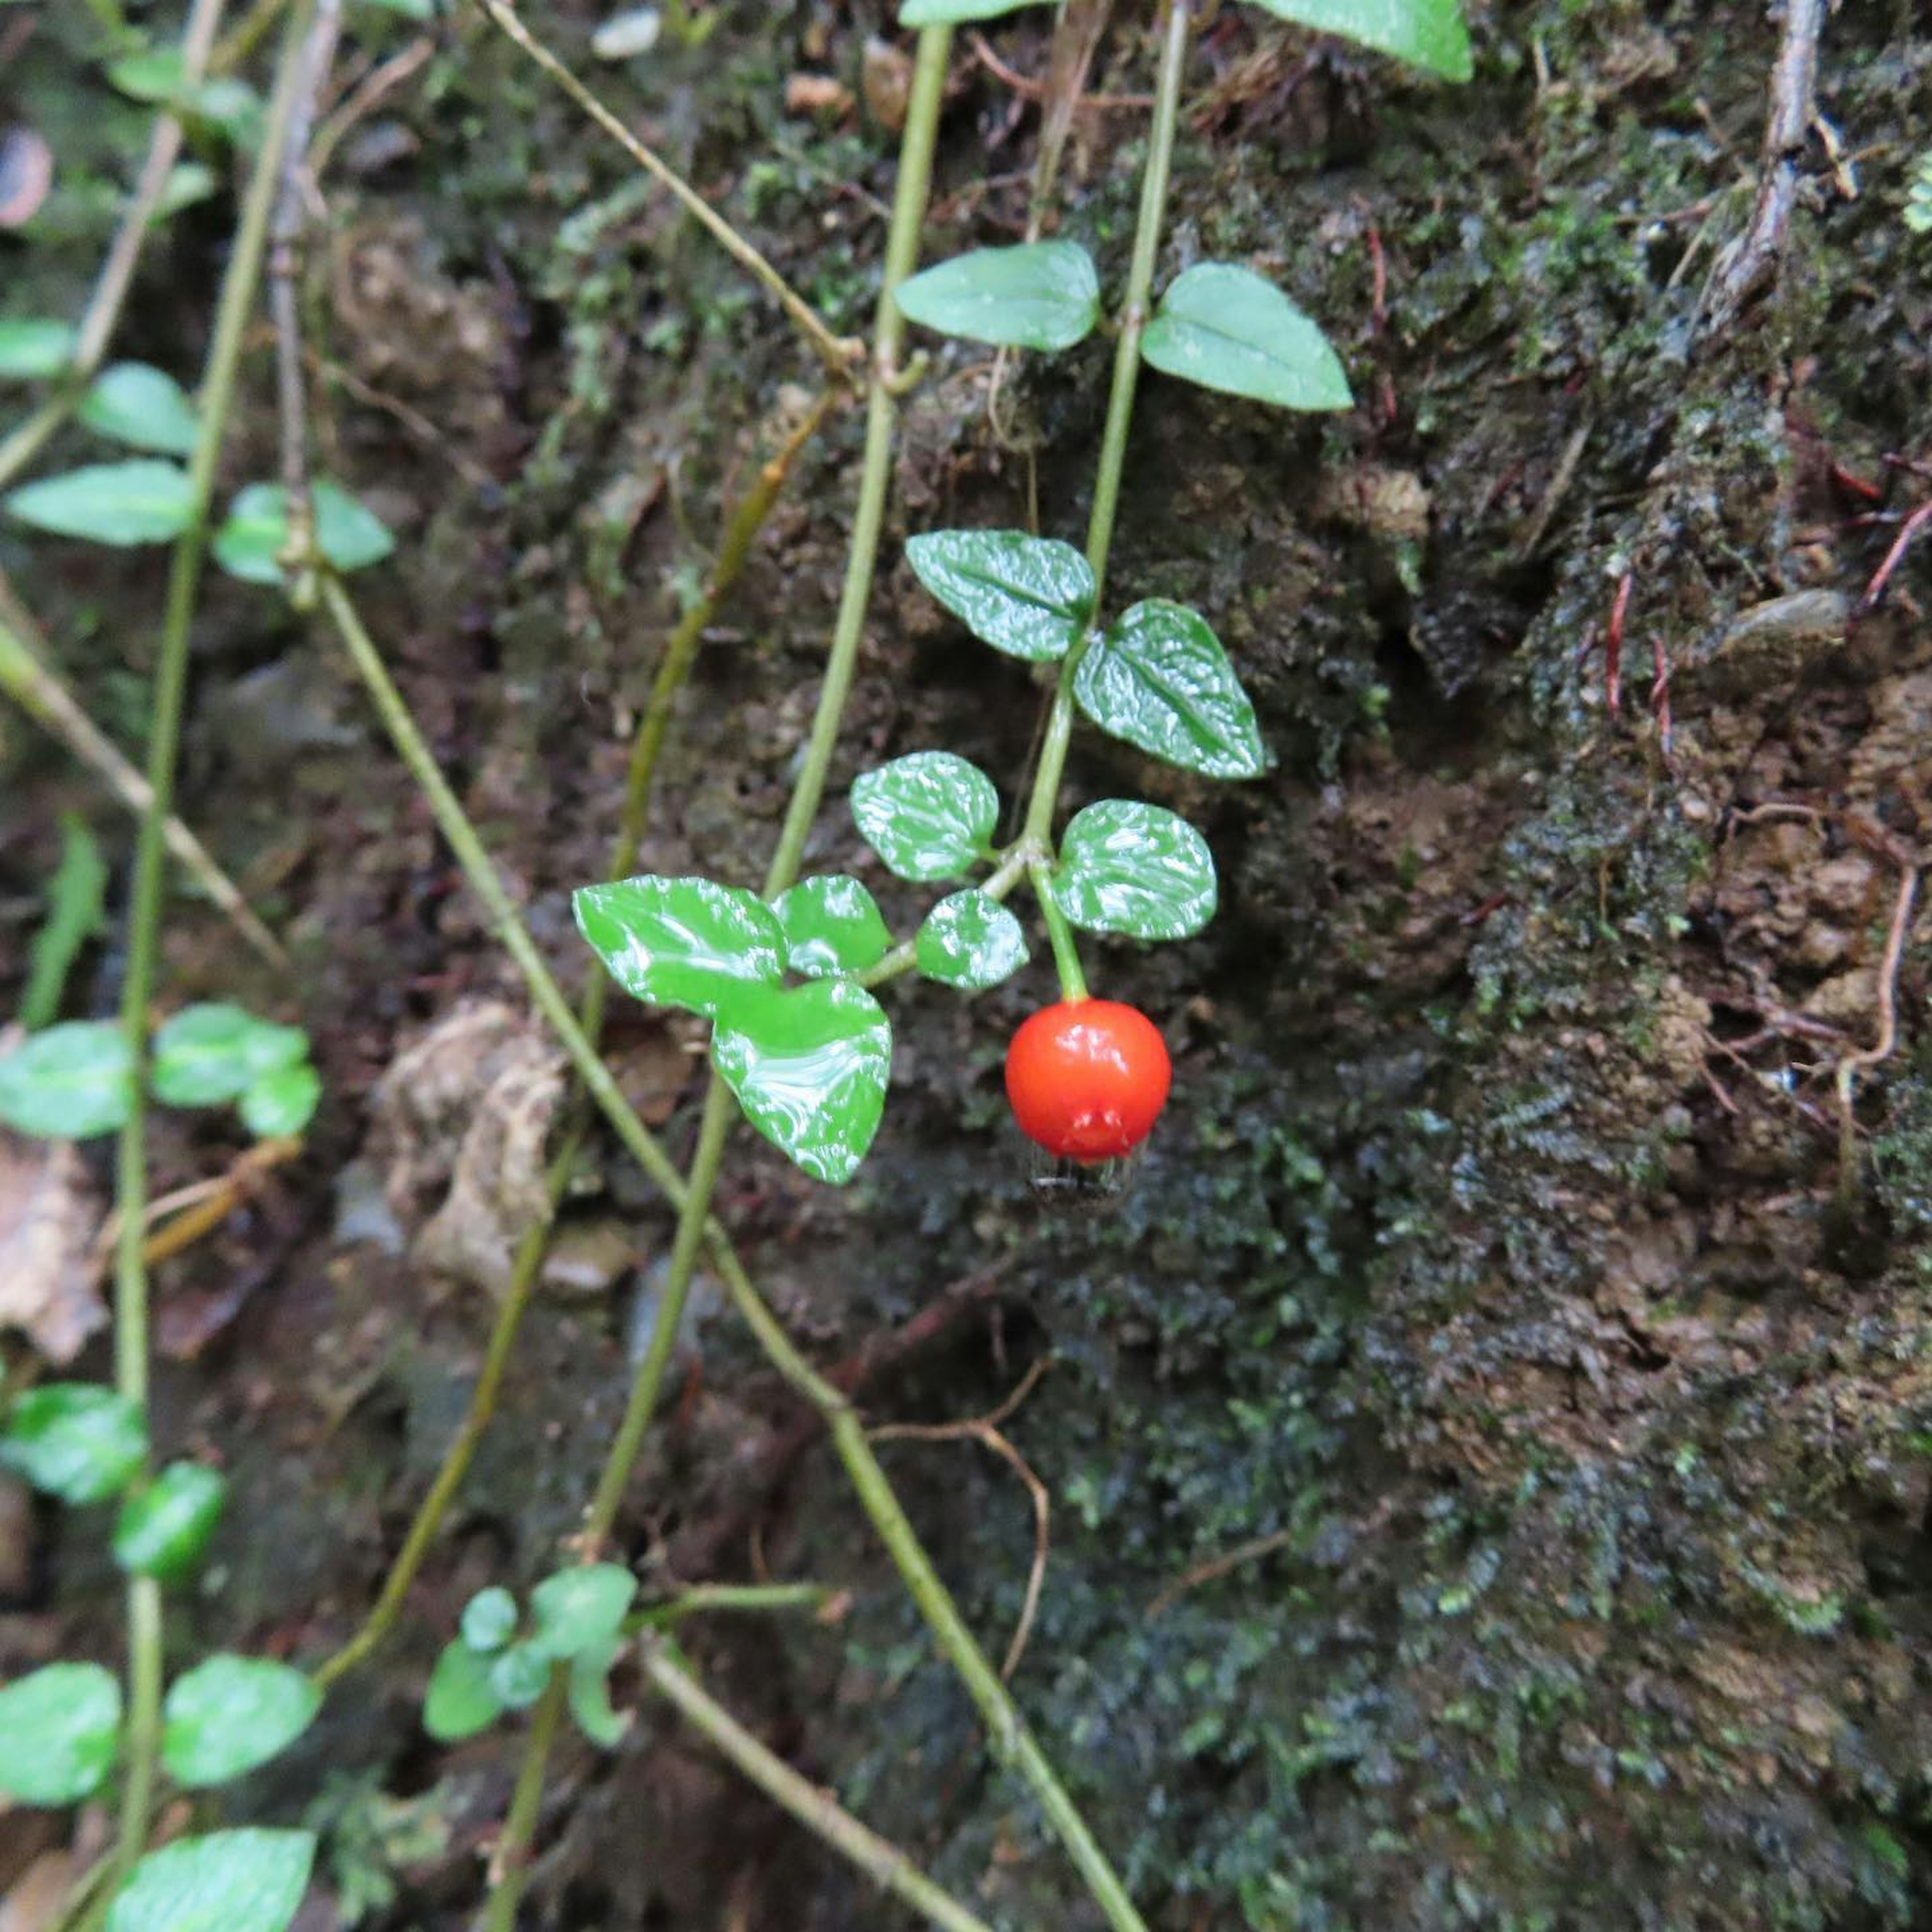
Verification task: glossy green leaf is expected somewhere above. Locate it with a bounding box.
[567,1640,629,1748]
[2,1384,147,1502]
[423,1638,505,1740]
[850,752,999,882]
[905,529,1094,662]
[1074,600,1266,778]
[106,1829,316,1932]
[1243,0,1472,79]
[163,1657,320,1788]
[21,814,106,1031]
[4,460,196,545]
[114,1462,226,1580]
[1051,799,1218,940]
[77,363,201,455]
[900,0,1049,22]
[490,1643,552,1710]
[0,318,76,379]
[530,1564,637,1661]
[775,875,890,980]
[239,1063,321,1139]
[916,890,1028,991]
[712,980,892,1186]
[461,1586,519,1654]
[574,875,785,1016]
[0,1663,121,1804]
[0,1020,133,1139]
[213,480,396,585]
[151,1002,308,1107]
[895,241,1100,352]
[1142,263,1352,412]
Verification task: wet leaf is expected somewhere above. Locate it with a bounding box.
[114,1462,226,1580]
[906,529,1094,662]
[574,875,785,1016]
[1,1384,146,1503]
[896,240,1099,351]
[4,461,196,545]
[916,889,1028,991]
[1052,799,1218,940]
[0,1663,121,1805]
[712,980,892,1185]
[0,1021,134,1140]
[151,1003,308,1107]
[106,1829,316,1932]
[77,363,201,456]
[461,1586,519,1654]
[1142,263,1352,412]
[423,1639,504,1741]
[850,751,999,882]
[1243,0,1472,79]
[1074,600,1266,778]
[162,1657,319,1788]
[213,480,395,585]
[239,1064,321,1139]
[0,318,75,379]
[775,875,891,980]
[530,1564,637,1661]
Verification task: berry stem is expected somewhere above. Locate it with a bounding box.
[1032,859,1090,1002]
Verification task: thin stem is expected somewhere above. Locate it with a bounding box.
[1032,861,1089,1002]
[640,1642,996,1932]
[635,1581,831,1625]
[479,1670,568,1932]
[470,0,859,379]
[115,1578,163,1885]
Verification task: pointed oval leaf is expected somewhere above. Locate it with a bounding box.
[712,980,891,1186]
[163,1656,320,1789]
[77,363,201,455]
[0,318,77,379]
[213,480,396,585]
[900,0,1051,21]
[530,1564,637,1661]
[0,1019,134,1139]
[0,1663,121,1804]
[575,875,785,1016]
[1243,0,1472,79]
[1074,600,1266,778]
[106,1829,316,1932]
[896,241,1100,352]
[4,460,196,545]
[906,529,1094,662]
[2,1384,147,1502]
[239,1062,321,1139]
[1142,263,1352,412]
[424,1638,506,1741]
[151,1002,308,1107]
[775,875,891,980]
[916,889,1029,991]
[114,1462,226,1580]
[850,752,999,882]
[1052,799,1218,940]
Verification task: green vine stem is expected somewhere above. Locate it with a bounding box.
[480,1667,567,1925]
[108,1,317,1883]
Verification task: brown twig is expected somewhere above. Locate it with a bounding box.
[969,28,1152,110]
[1859,498,1932,613]
[1147,1527,1296,1619]
[1834,861,1920,1190]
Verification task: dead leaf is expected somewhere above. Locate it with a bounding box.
[0,1131,106,1364]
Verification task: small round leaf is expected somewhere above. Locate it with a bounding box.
[106,1829,316,1932]
[238,1063,321,1139]
[1052,800,1219,941]
[916,890,1028,991]
[895,241,1100,352]
[162,1656,320,1788]
[1142,263,1352,412]
[1073,601,1266,779]
[574,875,785,1016]
[490,1642,553,1711]
[213,480,395,585]
[850,752,999,883]
[775,876,891,980]
[0,1663,121,1804]
[530,1564,637,1661]
[2,1384,147,1502]
[0,1020,134,1139]
[424,1638,507,1741]
[461,1586,519,1655]
[151,1002,308,1107]
[114,1462,226,1580]
[906,529,1094,662]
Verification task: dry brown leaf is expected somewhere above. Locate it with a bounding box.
[0,1130,106,1364]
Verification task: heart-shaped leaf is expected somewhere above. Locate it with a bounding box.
[0,1019,134,1139]
[1052,800,1218,940]
[850,752,999,882]
[916,889,1028,991]
[900,0,1051,21]
[2,1384,147,1503]
[213,480,395,585]
[114,1463,226,1580]
[151,1003,308,1107]
[906,529,1095,662]
[0,1663,121,1804]
[0,318,76,380]
[1142,263,1352,412]
[775,876,891,980]
[575,875,785,1016]
[77,363,201,455]
[712,980,892,1185]
[1243,0,1472,79]
[4,460,196,545]
[424,1639,505,1741]
[530,1564,637,1661]
[163,1657,320,1789]
[896,241,1100,352]
[107,1830,316,1932]
[1074,600,1266,778]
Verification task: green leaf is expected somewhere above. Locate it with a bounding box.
[423,1639,505,1741]
[775,875,890,980]
[239,1063,321,1139]
[1242,0,1472,79]
[1,1384,147,1502]
[21,813,106,1031]
[0,1663,121,1804]
[460,1586,519,1654]
[212,480,396,585]
[0,1019,133,1139]
[1142,263,1352,412]
[0,318,76,379]
[105,52,265,139]
[114,1463,226,1580]
[574,875,785,1016]
[163,1657,320,1789]
[895,242,1100,352]
[712,980,892,1186]
[106,49,188,101]
[916,889,1028,991]
[900,0,1050,22]
[850,752,999,883]
[489,1642,552,1710]
[1073,600,1266,778]
[1051,799,1218,940]
[151,1002,308,1107]
[567,1640,629,1748]
[4,460,196,545]
[530,1564,637,1661]
[905,529,1094,663]
[157,162,219,219]
[106,1829,316,1932]
[77,363,202,456]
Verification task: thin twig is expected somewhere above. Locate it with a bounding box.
[1146,1526,1296,1619]
[1860,497,1932,613]
[1834,861,1920,1191]
[307,34,433,181]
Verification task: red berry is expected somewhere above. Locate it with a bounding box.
[1004,999,1171,1163]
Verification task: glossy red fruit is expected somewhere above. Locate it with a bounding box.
[1004,999,1171,1163]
